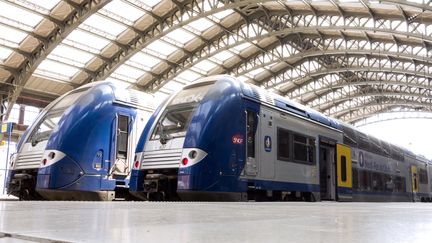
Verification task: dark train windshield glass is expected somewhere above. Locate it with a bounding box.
[151,83,213,140]
[152,106,196,140]
[26,87,89,146]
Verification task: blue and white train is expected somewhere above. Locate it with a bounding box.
[7,82,154,200]
[130,75,432,202]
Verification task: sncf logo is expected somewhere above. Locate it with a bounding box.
[232,134,244,144]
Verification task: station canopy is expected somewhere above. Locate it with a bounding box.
[1,0,432,125]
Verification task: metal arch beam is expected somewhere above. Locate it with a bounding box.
[93,0,274,88]
[292,79,432,104]
[346,107,432,124]
[230,41,432,78]
[313,92,432,113]
[270,64,432,93]
[330,100,431,119]
[3,0,111,120]
[143,23,432,92]
[354,111,432,127]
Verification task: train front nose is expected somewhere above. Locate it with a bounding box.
[36,150,84,189]
[177,148,208,190]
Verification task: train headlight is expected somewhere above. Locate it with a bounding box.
[134,160,140,169]
[182,158,189,166]
[48,152,55,159]
[188,150,197,159]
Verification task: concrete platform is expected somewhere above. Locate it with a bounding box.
[1,202,432,243]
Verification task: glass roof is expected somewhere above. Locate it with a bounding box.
[0,1,43,29]
[82,14,128,39]
[0,46,12,62]
[66,29,111,51]
[37,60,80,80]
[102,1,146,23]
[0,25,27,45]
[25,0,61,11]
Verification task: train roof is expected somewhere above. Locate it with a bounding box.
[240,79,341,130]
[77,81,155,111]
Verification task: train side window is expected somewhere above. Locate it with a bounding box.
[341,156,347,182]
[277,128,290,161]
[293,134,315,164]
[246,110,256,158]
[359,170,371,191]
[419,169,428,184]
[117,115,129,158]
[352,168,359,190]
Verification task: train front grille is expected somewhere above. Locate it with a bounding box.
[15,150,44,170]
[142,149,183,169]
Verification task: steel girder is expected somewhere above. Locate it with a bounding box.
[3,0,111,120]
[354,111,432,127]
[93,0,273,87]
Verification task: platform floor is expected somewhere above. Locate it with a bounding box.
[1,201,432,243]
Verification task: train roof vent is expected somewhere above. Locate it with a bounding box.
[242,85,261,101]
[264,94,273,104]
[114,88,155,111]
[274,99,307,117]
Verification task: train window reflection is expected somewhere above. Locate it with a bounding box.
[152,106,196,140]
[293,134,315,164]
[27,113,62,145]
[277,128,290,161]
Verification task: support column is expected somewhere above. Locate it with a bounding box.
[18,105,25,125]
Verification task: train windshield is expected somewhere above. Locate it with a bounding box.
[26,87,89,146]
[151,83,212,141]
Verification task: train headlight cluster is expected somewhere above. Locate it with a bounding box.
[180,148,207,168]
[40,150,66,168]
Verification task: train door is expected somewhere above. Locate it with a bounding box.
[259,110,275,179]
[245,110,258,176]
[336,144,353,201]
[111,114,131,177]
[411,165,419,200]
[319,139,336,200]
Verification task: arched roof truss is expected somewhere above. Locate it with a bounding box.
[2,0,432,124]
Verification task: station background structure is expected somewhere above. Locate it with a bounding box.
[1,0,432,124]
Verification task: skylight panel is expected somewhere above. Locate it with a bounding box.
[212,10,234,21]
[103,1,145,23]
[37,60,80,78]
[105,77,132,89]
[165,28,195,45]
[0,2,43,28]
[248,68,266,77]
[176,70,202,82]
[193,60,217,72]
[139,0,161,8]
[66,29,110,51]
[146,40,178,57]
[83,14,127,37]
[0,25,27,44]
[128,52,161,68]
[187,18,214,32]
[114,65,146,80]
[50,45,94,65]
[25,0,60,10]
[163,80,184,92]
[0,46,13,62]
[211,50,235,62]
[232,42,252,53]
[236,76,249,83]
